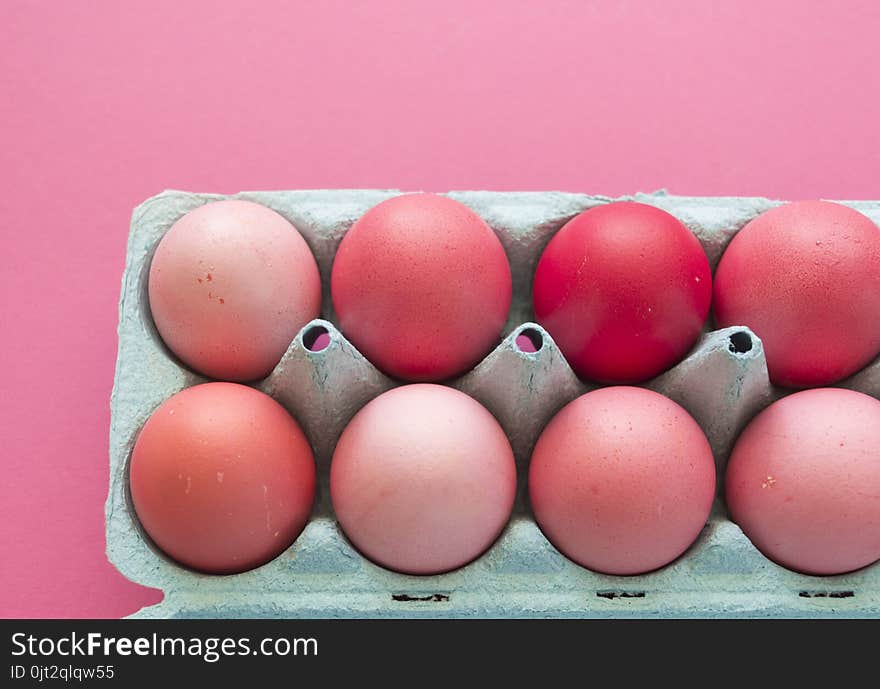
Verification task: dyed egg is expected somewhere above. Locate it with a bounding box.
[330,193,512,381]
[533,202,711,383]
[330,384,516,574]
[529,386,716,575]
[726,388,880,575]
[714,201,880,387]
[130,383,315,574]
[149,200,322,382]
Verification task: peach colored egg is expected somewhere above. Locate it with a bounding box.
[330,384,516,574]
[714,200,880,387]
[726,388,880,575]
[330,193,512,381]
[130,382,315,574]
[529,386,716,575]
[148,199,321,382]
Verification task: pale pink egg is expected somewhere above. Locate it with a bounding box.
[529,386,716,575]
[130,382,316,574]
[330,384,517,574]
[726,388,880,575]
[148,200,321,381]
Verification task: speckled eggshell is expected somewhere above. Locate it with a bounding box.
[330,193,512,381]
[130,382,316,574]
[713,200,880,388]
[529,386,716,575]
[330,384,517,575]
[148,200,322,382]
[726,388,880,575]
[532,201,712,384]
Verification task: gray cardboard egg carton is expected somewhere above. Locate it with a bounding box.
[107,189,880,618]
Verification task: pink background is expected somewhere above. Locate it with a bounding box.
[1,1,879,618]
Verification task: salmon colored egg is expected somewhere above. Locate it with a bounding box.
[330,193,512,381]
[725,388,880,575]
[148,199,322,382]
[330,384,516,575]
[529,386,716,575]
[713,201,880,387]
[533,202,711,384]
[130,383,316,574]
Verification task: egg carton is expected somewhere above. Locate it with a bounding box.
[107,189,880,618]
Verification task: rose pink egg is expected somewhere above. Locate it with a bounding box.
[532,202,712,384]
[726,388,880,575]
[148,199,322,382]
[713,200,880,387]
[529,386,716,575]
[330,193,512,381]
[330,384,517,575]
[130,382,316,574]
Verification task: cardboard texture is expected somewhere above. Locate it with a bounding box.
[108,190,880,618]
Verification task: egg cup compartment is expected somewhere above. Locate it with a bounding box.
[108,190,880,618]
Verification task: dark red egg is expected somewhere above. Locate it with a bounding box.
[533,202,711,383]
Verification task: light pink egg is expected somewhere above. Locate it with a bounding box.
[330,384,517,575]
[529,386,716,575]
[148,200,321,381]
[726,388,880,575]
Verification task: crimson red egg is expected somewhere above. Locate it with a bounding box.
[714,200,880,387]
[330,193,512,381]
[528,386,716,575]
[533,202,711,383]
[149,200,322,382]
[330,384,517,575]
[130,383,316,574]
[726,388,880,575]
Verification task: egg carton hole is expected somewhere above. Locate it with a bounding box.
[302,324,331,352]
[515,327,544,354]
[728,331,754,355]
[392,593,451,603]
[596,591,647,600]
